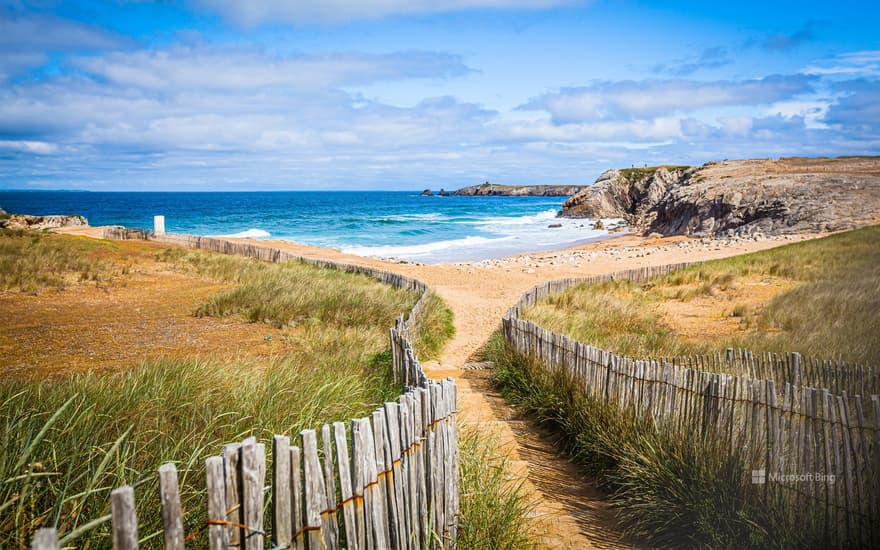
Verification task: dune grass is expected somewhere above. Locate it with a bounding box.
[486,333,811,549]
[522,226,880,367]
[0,229,122,292]
[0,238,458,548]
[410,292,456,361]
[456,427,540,550]
[158,247,422,329]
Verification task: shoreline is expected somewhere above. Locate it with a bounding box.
[55,224,820,273]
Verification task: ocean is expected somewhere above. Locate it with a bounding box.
[0,191,616,263]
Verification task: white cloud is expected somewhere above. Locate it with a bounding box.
[0,13,128,81]
[802,50,880,76]
[498,116,684,142]
[0,140,59,155]
[73,46,471,91]
[192,0,578,26]
[520,76,815,123]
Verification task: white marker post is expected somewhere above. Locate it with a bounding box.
[154,215,165,236]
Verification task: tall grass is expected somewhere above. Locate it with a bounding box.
[0,241,458,547]
[523,226,880,366]
[158,247,421,329]
[486,334,814,549]
[410,292,456,361]
[456,427,540,549]
[0,230,119,292]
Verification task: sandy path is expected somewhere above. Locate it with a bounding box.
[248,232,815,548]
[58,226,817,547]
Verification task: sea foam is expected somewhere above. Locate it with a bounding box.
[213,228,271,239]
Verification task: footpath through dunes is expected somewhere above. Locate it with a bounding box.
[57,226,819,547]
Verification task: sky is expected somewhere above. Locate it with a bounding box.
[0,0,878,191]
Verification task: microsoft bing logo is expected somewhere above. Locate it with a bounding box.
[752,469,766,484]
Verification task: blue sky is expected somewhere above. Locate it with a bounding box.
[1,0,878,191]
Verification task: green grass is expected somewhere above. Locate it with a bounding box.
[456,427,540,550]
[1,241,458,548]
[485,333,812,549]
[158,247,422,329]
[410,292,456,361]
[0,229,120,292]
[619,165,690,182]
[522,226,880,366]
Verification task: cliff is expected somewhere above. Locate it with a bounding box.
[454,182,587,196]
[560,157,880,237]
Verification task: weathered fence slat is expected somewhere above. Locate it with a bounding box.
[272,435,292,548]
[31,529,58,550]
[206,456,230,550]
[110,485,138,550]
[301,429,329,549]
[158,463,185,550]
[290,446,305,550]
[334,422,359,550]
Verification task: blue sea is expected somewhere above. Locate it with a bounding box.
[0,191,616,263]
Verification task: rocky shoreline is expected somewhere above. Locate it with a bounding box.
[0,213,89,230]
[559,156,880,237]
[453,182,587,196]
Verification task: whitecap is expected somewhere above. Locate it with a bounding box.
[212,228,271,239]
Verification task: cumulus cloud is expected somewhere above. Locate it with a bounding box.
[519,75,815,123]
[823,79,880,137]
[192,0,578,26]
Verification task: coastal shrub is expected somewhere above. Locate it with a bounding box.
[522,226,880,367]
[485,333,812,548]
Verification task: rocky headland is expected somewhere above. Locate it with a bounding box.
[560,157,880,237]
[0,213,89,230]
[454,182,588,196]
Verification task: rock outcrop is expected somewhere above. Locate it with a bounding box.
[560,157,880,237]
[454,182,588,196]
[0,214,89,231]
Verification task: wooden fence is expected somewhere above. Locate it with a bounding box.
[33,233,458,549]
[502,263,879,548]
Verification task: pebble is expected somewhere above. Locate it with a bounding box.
[453,233,805,272]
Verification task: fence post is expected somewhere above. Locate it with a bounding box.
[158,463,185,550]
[110,485,138,550]
[206,456,229,550]
[273,435,292,548]
[31,529,58,550]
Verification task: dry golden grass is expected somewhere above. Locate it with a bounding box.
[523,226,880,366]
[0,231,453,548]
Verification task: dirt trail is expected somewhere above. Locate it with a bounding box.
[58,227,816,547]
